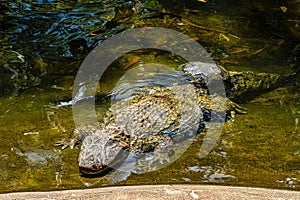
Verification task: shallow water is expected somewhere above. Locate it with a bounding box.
[0,87,299,192]
[0,0,299,194]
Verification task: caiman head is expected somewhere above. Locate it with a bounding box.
[78,127,129,175]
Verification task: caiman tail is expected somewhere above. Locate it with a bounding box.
[226,68,298,102]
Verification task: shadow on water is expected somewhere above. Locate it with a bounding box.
[0,0,299,193]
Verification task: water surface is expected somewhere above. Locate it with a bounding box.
[0,0,299,193]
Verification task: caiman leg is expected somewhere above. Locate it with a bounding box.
[55,124,99,149]
[198,93,247,115]
[225,98,247,114]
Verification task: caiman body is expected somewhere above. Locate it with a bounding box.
[56,61,288,175]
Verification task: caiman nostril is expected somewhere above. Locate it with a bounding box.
[88,155,95,162]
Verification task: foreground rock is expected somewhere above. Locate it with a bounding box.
[1,185,300,200]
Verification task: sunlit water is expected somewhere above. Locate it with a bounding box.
[0,57,299,192]
[0,0,299,194]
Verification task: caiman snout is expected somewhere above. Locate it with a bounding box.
[78,128,129,175]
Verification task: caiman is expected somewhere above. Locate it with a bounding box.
[56,61,289,175]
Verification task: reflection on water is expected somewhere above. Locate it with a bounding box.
[0,0,299,194]
[110,63,181,102]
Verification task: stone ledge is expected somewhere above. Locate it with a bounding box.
[1,185,300,200]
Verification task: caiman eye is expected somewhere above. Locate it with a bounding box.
[92,164,97,169]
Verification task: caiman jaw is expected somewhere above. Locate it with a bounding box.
[79,164,110,175]
[79,148,129,176]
